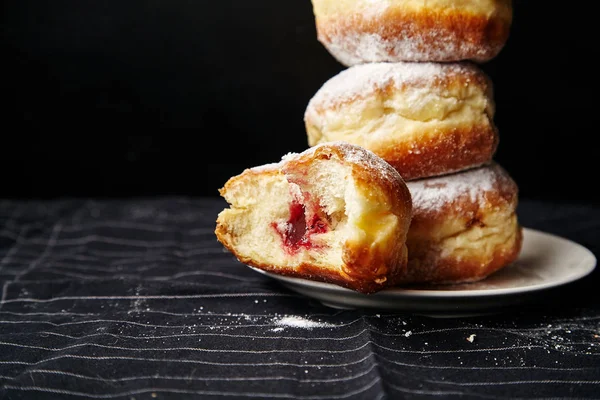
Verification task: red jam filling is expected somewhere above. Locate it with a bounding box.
[272,199,329,254]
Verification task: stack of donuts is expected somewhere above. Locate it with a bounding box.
[214,0,524,295]
[303,0,523,286]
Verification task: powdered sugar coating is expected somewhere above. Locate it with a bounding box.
[306,62,482,111]
[323,29,501,66]
[285,141,403,185]
[248,142,404,189]
[314,0,512,65]
[407,163,515,214]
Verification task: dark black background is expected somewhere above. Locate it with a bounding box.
[1,1,598,203]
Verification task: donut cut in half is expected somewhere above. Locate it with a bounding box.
[215,142,413,294]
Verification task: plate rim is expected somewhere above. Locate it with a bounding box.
[249,227,597,299]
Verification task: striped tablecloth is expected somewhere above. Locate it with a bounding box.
[0,198,598,399]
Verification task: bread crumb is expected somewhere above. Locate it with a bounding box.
[467,334,476,343]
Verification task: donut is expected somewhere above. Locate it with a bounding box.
[304,61,498,181]
[215,141,413,294]
[399,162,523,286]
[310,0,513,65]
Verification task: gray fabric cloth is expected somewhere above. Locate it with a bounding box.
[0,198,598,399]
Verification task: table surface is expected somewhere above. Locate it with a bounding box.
[0,197,598,400]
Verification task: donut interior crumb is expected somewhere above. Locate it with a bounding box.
[216,154,399,277]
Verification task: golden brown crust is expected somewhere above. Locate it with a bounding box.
[304,62,498,181]
[242,259,408,294]
[401,228,523,285]
[314,2,513,65]
[216,226,393,293]
[215,141,413,294]
[399,163,523,285]
[408,162,518,221]
[369,124,498,181]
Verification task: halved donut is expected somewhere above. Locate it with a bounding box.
[215,141,413,294]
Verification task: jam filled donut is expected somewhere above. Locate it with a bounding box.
[310,0,513,65]
[400,162,523,286]
[215,142,413,294]
[305,61,499,181]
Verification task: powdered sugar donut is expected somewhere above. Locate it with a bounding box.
[305,61,498,181]
[400,162,522,285]
[310,0,513,65]
[215,141,413,294]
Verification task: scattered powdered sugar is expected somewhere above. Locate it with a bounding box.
[307,62,475,110]
[272,315,337,329]
[407,164,507,213]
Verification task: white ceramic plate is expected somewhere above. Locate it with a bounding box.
[249,228,597,316]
